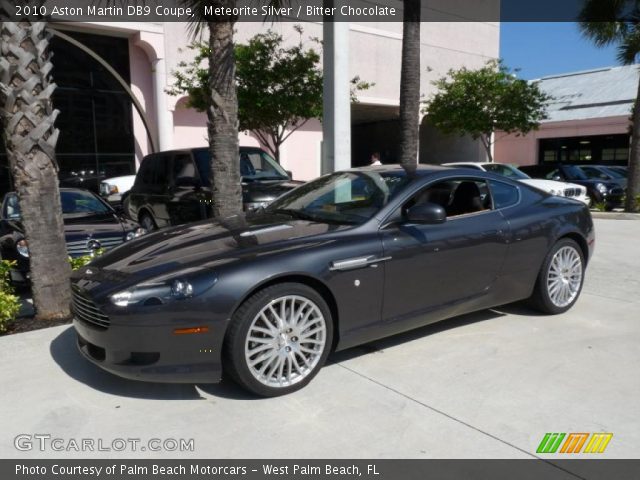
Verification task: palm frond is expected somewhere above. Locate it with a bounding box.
[617,26,640,63]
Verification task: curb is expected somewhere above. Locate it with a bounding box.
[591,211,640,220]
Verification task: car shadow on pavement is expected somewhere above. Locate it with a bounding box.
[329,304,532,364]
[49,326,256,401]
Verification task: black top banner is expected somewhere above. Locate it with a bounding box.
[0,0,637,23]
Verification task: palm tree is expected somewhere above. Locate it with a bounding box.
[398,0,421,167]
[178,3,244,218]
[580,2,640,212]
[0,20,71,319]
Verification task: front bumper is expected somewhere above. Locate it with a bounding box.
[73,314,225,384]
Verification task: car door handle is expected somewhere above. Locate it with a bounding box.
[330,255,392,271]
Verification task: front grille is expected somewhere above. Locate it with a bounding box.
[71,285,110,330]
[66,235,124,257]
[564,188,579,198]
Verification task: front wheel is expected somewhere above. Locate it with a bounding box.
[139,212,157,232]
[529,238,585,314]
[223,283,333,397]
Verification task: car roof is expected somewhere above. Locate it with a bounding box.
[344,163,456,176]
[144,146,265,157]
[4,188,97,197]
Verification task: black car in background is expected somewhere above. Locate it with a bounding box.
[519,164,624,209]
[0,189,145,285]
[71,165,594,396]
[127,147,303,231]
[577,165,627,190]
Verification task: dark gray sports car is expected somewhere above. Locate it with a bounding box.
[71,165,595,396]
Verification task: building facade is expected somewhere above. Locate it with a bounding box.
[0,19,500,198]
[495,65,636,167]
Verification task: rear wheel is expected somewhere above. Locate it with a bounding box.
[529,238,585,314]
[224,283,333,397]
[139,212,157,232]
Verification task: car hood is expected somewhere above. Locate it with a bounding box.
[520,179,586,193]
[242,180,304,202]
[80,214,349,291]
[63,213,127,239]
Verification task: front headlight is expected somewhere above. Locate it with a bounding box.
[16,239,29,258]
[125,227,147,241]
[548,189,559,196]
[110,271,216,307]
[596,183,608,194]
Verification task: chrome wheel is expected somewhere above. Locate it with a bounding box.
[244,295,327,388]
[546,246,583,308]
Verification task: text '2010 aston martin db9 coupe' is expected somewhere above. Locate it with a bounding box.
[71,165,594,396]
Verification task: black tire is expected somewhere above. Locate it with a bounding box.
[223,283,333,397]
[139,211,157,232]
[528,238,585,314]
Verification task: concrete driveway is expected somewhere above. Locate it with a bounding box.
[0,218,638,459]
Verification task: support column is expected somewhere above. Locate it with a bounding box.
[151,57,173,151]
[134,31,172,152]
[322,18,351,174]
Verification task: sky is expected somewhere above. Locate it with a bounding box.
[500,23,621,80]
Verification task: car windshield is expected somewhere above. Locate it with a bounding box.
[603,167,626,179]
[3,191,111,218]
[483,163,530,180]
[61,191,111,215]
[266,171,411,225]
[563,165,589,180]
[193,148,289,185]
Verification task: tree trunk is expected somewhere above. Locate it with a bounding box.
[0,21,71,320]
[398,0,421,167]
[481,134,493,162]
[626,78,640,212]
[206,20,242,218]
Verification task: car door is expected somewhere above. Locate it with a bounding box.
[147,154,172,227]
[380,177,509,328]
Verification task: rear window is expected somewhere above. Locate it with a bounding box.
[489,180,519,209]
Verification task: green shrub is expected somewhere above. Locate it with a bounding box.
[593,201,607,212]
[69,248,105,271]
[0,260,19,333]
[0,290,20,333]
[0,259,15,293]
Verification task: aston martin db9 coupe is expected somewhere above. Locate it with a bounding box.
[71,165,594,396]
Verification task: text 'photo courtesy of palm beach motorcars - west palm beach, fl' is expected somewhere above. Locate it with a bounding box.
[71,165,593,396]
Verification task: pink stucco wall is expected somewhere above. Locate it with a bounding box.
[121,21,498,177]
[495,116,630,166]
[128,41,156,168]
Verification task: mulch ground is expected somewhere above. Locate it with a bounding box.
[3,316,72,336]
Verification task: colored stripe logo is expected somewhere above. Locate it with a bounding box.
[537,433,613,454]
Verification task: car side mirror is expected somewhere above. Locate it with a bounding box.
[174,176,200,189]
[286,170,293,180]
[406,202,446,224]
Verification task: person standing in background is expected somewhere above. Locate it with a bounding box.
[370,152,382,165]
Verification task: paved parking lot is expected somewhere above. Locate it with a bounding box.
[0,218,638,459]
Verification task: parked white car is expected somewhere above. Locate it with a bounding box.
[444,162,590,205]
[99,175,136,205]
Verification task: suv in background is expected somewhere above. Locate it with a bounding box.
[127,147,303,230]
[519,164,625,210]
